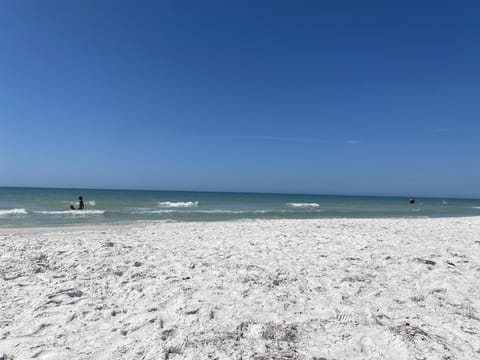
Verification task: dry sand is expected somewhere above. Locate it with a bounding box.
[1,217,480,359]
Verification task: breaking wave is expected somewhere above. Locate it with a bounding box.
[287,203,320,208]
[131,209,323,215]
[62,200,95,206]
[158,201,199,208]
[33,210,105,215]
[0,208,28,216]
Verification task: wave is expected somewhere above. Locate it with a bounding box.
[180,209,273,214]
[33,210,105,215]
[158,201,199,208]
[131,209,324,215]
[287,203,320,208]
[130,209,179,214]
[0,208,28,216]
[62,200,95,206]
[473,207,480,210]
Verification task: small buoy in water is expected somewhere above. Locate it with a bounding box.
[409,198,415,204]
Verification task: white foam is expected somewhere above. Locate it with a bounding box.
[287,202,320,208]
[133,209,323,215]
[195,209,324,214]
[0,208,28,216]
[473,207,480,210]
[195,209,272,214]
[63,200,95,206]
[158,201,199,208]
[34,210,105,215]
[134,210,177,214]
[134,209,268,215]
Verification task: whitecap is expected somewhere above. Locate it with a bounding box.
[194,209,272,214]
[62,200,95,206]
[34,210,105,215]
[133,209,323,215]
[287,203,320,208]
[158,201,199,208]
[0,208,28,216]
[473,207,480,210]
[134,210,177,214]
[134,209,267,214]
[196,209,322,214]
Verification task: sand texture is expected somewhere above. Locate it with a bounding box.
[1,217,480,359]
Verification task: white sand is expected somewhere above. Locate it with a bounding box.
[1,217,480,360]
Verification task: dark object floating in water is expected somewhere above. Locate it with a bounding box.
[409,198,415,204]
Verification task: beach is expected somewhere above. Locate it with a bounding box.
[1,217,480,359]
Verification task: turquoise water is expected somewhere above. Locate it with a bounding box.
[1,187,479,227]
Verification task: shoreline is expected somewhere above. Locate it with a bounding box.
[1,217,480,359]
[2,214,480,234]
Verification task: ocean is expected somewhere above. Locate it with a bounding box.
[0,187,479,227]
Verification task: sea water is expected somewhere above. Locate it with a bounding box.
[1,187,479,227]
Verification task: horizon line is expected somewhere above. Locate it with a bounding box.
[0,185,478,201]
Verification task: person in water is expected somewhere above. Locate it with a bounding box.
[70,196,85,210]
[78,196,84,210]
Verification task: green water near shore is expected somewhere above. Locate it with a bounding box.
[1,187,479,227]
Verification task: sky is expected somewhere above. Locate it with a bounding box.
[0,0,479,197]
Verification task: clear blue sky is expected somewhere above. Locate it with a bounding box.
[1,1,479,197]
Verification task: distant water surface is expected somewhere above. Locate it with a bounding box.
[1,187,479,227]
